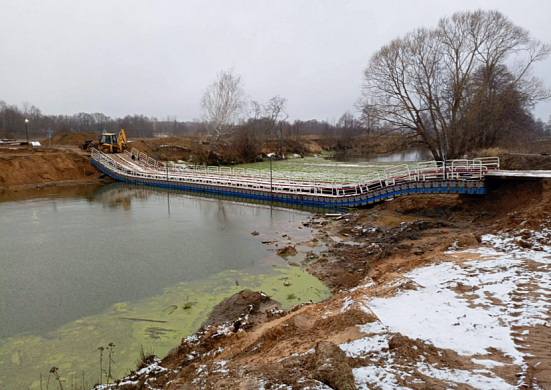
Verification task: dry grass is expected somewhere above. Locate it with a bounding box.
[475,147,510,157]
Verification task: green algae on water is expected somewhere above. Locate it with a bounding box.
[0,260,330,390]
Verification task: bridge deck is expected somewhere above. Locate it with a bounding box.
[486,170,551,180]
[91,148,500,208]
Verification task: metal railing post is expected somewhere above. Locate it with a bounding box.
[269,155,273,195]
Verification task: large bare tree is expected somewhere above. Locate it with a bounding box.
[201,69,247,160]
[359,10,550,159]
[263,96,289,155]
[248,96,289,155]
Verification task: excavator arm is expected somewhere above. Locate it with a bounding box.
[116,129,127,152]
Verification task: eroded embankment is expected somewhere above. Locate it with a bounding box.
[94,179,551,390]
[0,146,103,189]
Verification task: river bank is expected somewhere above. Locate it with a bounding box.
[93,179,551,389]
[0,145,107,190]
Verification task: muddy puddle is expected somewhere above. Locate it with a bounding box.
[0,184,331,389]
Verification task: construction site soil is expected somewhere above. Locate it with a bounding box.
[0,145,107,190]
[2,133,551,389]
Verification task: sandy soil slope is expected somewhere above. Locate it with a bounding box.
[0,145,103,189]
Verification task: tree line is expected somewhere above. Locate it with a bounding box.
[0,98,360,143]
[0,101,198,139]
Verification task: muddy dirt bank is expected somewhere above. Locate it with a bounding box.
[92,179,551,390]
[0,145,106,189]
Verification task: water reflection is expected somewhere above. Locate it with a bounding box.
[334,146,431,163]
[92,182,348,214]
[0,184,334,339]
[0,183,104,203]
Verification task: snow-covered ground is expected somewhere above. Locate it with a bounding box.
[339,231,551,389]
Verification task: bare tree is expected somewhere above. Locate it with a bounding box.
[248,100,268,144]
[290,119,302,141]
[355,97,380,135]
[336,111,363,150]
[262,96,289,155]
[244,96,289,155]
[0,101,20,138]
[360,10,550,159]
[201,69,247,161]
[20,101,30,116]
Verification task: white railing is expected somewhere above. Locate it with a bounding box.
[91,149,499,198]
[474,157,500,169]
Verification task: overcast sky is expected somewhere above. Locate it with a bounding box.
[1,0,550,123]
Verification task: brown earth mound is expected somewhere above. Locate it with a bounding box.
[202,289,280,327]
[0,146,102,188]
[129,138,195,162]
[276,245,298,258]
[41,132,98,146]
[499,153,551,170]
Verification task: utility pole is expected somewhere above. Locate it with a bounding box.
[166,148,169,181]
[443,130,448,180]
[165,147,170,215]
[269,154,273,196]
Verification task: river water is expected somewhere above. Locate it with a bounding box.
[0,184,331,389]
[334,147,431,163]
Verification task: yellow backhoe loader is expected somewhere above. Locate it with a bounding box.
[82,129,128,153]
